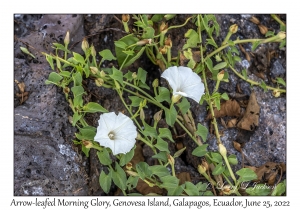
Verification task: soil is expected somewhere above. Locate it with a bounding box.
[14,14,286,195]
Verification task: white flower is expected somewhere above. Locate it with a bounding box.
[161,66,205,103]
[94,112,137,155]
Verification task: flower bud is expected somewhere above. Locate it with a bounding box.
[159,46,167,54]
[132,72,137,79]
[139,108,145,121]
[90,66,99,75]
[160,22,168,32]
[168,154,175,166]
[81,38,89,53]
[126,162,133,170]
[164,37,172,48]
[126,170,138,177]
[277,31,286,40]
[122,14,130,23]
[100,70,106,78]
[114,80,120,90]
[218,143,227,157]
[217,70,225,81]
[172,94,182,103]
[63,87,70,94]
[154,110,163,122]
[95,78,104,86]
[201,159,209,171]
[272,89,281,97]
[82,140,93,149]
[229,24,238,34]
[152,79,159,88]
[91,44,96,57]
[197,165,206,174]
[64,31,70,46]
[136,39,152,46]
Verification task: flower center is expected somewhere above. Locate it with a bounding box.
[108,131,115,140]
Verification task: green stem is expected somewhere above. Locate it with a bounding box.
[119,54,130,71]
[176,118,202,146]
[271,14,286,27]
[227,61,286,93]
[223,155,237,184]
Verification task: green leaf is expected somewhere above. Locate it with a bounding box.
[242,69,248,80]
[149,165,170,177]
[192,144,208,157]
[196,123,208,142]
[143,123,158,138]
[136,162,152,180]
[260,81,267,92]
[160,175,179,190]
[59,71,71,78]
[72,112,81,126]
[246,184,271,196]
[112,162,127,191]
[152,151,168,163]
[276,77,286,87]
[99,170,112,194]
[158,128,174,143]
[271,180,286,196]
[215,97,221,110]
[109,66,123,85]
[114,40,128,49]
[164,14,176,21]
[129,96,143,107]
[119,146,135,166]
[212,162,225,175]
[183,48,196,69]
[221,92,229,100]
[230,46,240,55]
[176,97,190,114]
[174,147,186,158]
[196,182,208,192]
[52,43,71,53]
[228,154,238,165]
[203,191,214,196]
[99,49,116,61]
[184,182,199,196]
[208,152,222,163]
[155,87,171,103]
[73,52,85,64]
[72,72,82,86]
[205,57,214,72]
[165,106,177,127]
[97,148,112,165]
[115,34,140,67]
[126,176,139,191]
[45,72,63,85]
[71,86,85,98]
[213,62,227,71]
[79,126,96,140]
[83,102,108,113]
[206,38,218,48]
[151,14,165,22]
[183,29,199,50]
[236,168,257,182]
[233,56,241,62]
[142,27,155,39]
[154,137,170,153]
[137,67,147,84]
[168,185,184,196]
[251,41,261,51]
[81,144,90,157]
[265,31,275,37]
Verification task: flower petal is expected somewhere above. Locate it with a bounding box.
[161,66,180,93]
[94,112,137,155]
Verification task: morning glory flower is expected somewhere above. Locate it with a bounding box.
[94,112,137,155]
[161,66,205,103]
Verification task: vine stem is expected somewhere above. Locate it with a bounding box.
[227,62,286,93]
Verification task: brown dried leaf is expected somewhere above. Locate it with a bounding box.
[136,179,163,195]
[227,118,237,128]
[176,172,191,185]
[238,44,251,62]
[249,16,260,25]
[257,24,268,35]
[206,99,241,120]
[237,92,260,131]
